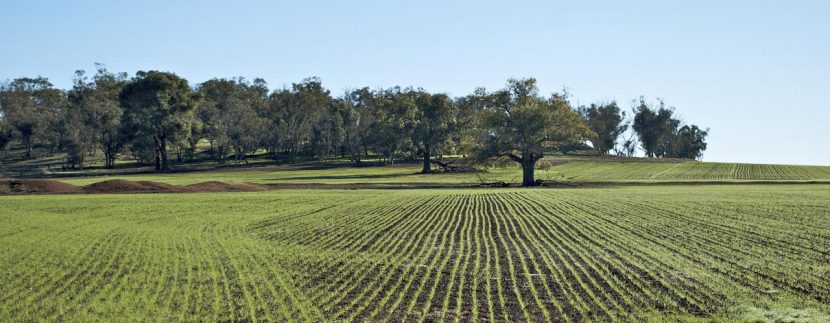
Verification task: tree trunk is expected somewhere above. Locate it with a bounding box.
[421,146,431,174]
[521,159,537,186]
[104,149,112,168]
[159,136,169,170]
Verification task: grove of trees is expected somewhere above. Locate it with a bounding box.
[0,67,709,185]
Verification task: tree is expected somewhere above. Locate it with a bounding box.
[478,78,594,186]
[60,92,95,169]
[664,124,708,159]
[310,103,344,161]
[198,78,268,164]
[412,91,456,173]
[454,88,489,158]
[268,77,330,163]
[66,65,127,168]
[579,102,627,154]
[226,97,266,163]
[369,87,416,164]
[336,88,376,163]
[0,114,11,153]
[0,77,65,159]
[632,97,677,157]
[120,71,200,171]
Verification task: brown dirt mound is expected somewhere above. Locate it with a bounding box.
[82,179,185,194]
[0,179,78,194]
[185,181,268,192]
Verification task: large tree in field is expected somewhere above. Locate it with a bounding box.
[0,77,65,159]
[412,91,456,173]
[479,78,593,186]
[120,71,200,171]
[579,101,627,154]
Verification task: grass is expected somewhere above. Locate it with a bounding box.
[2,185,829,321]
[4,145,830,185]
[41,159,830,187]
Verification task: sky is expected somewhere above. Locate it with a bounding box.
[1,0,828,165]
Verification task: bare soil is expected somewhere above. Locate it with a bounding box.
[0,179,78,194]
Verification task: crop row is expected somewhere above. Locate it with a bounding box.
[548,161,830,181]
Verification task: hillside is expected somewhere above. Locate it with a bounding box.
[3,149,830,188]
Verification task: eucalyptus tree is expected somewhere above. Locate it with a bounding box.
[632,97,677,157]
[666,124,708,159]
[337,87,376,163]
[0,111,12,156]
[268,77,330,163]
[0,77,65,159]
[370,87,416,164]
[65,65,127,168]
[453,88,489,158]
[412,91,456,173]
[579,101,627,154]
[198,78,268,164]
[120,71,200,171]
[478,78,593,186]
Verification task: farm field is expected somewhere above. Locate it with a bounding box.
[35,159,830,187]
[1,185,829,321]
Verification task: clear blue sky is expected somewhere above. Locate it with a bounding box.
[1,0,828,165]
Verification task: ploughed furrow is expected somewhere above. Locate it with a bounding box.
[503,193,631,320]
[516,193,684,316]
[413,194,472,322]
[483,193,538,321]
[495,193,592,321]
[401,193,468,321]
[654,200,830,257]
[511,193,654,313]
[324,194,454,319]
[479,194,517,322]
[561,194,790,303]
[371,194,462,320]
[536,193,728,314]
[286,198,423,304]
[338,195,458,320]
[644,198,829,258]
[616,199,830,302]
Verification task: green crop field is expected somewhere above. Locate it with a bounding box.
[40,159,830,187]
[2,185,829,321]
[547,161,830,182]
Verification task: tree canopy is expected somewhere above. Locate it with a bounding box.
[580,102,627,154]
[0,68,709,178]
[120,71,200,170]
[477,78,594,186]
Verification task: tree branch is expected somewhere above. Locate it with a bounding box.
[497,152,522,163]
